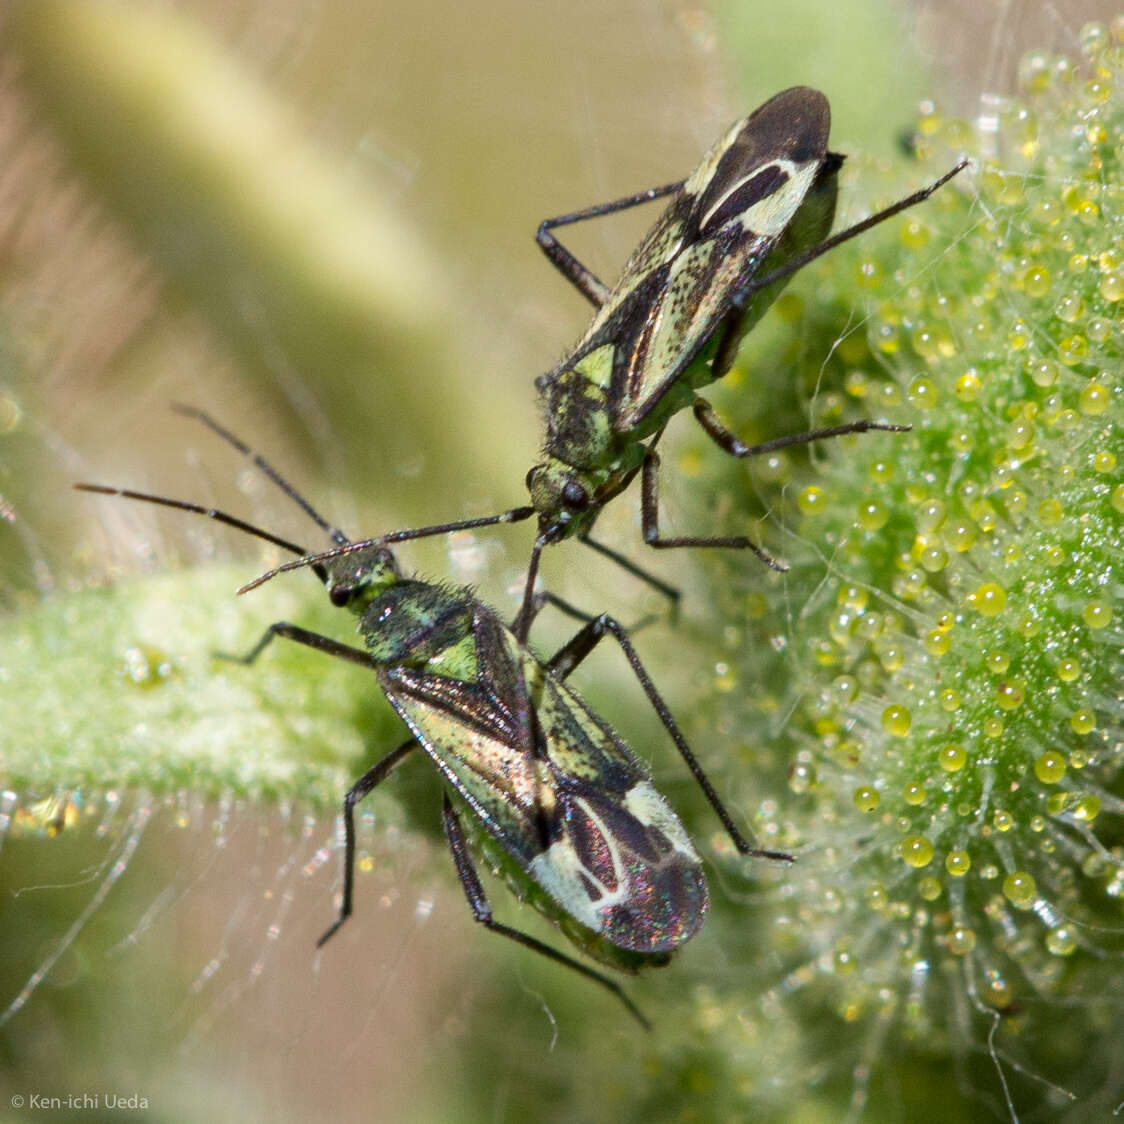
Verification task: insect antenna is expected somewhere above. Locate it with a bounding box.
[75,404,359,584]
[73,483,311,560]
[236,502,537,595]
[732,158,970,311]
[170,403,351,547]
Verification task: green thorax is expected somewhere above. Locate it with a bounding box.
[358,579,476,673]
[528,346,647,541]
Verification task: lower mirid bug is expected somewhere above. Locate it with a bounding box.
[77,405,791,1026]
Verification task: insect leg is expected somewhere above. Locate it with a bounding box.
[692,396,910,459]
[639,448,788,572]
[524,589,656,639]
[728,158,970,312]
[512,457,674,642]
[545,613,792,863]
[537,179,685,308]
[217,622,379,669]
[578,533,681,621]
[511,537,546,644]
[439,792,650,1029]
[216,621,421,944]
[317,737,418,946]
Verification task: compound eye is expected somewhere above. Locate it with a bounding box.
[329,583,351,608]
[525,466,538,490]
[561,480,590,510]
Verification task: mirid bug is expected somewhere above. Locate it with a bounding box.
[255,88,967,637]
[517,88,968,613]
[77,405,790,1026]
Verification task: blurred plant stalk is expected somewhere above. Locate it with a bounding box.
[6,0,505,505]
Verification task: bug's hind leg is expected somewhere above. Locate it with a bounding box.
[440,793,650,1029]
[545,613,792,863]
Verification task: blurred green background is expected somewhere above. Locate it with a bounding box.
[0,2,1119,1122]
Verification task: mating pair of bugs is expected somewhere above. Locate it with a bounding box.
[80,89,966,1025]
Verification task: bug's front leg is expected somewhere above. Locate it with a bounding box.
[639,448,786,571]
[216,622,379,669]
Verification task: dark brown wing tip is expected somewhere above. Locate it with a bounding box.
[744,87,831,164]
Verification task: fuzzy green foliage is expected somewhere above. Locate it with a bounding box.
[0,566,401,807]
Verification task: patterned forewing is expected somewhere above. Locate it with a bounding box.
[382,606,707,954]
[527,668,708,954]
[379,608,545,866]
[616,88,831,427]
[552,88,832,434]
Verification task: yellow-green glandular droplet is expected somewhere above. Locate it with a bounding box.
[882,705,911,736]
[1003,871,1037,909]
[1083,601,1112,629]
[946,850,971,876]
[939,744,967,773]
[924,629,949,656]
[939,689,961,712]
[1046,926,1077,956]
[969,583,1007,615]
[901,835,934,868]
[1073,795,1101,822]
[789,762,816,794]
[1070,708,1095,734]
[858,499,888,530]
[948,927,977,955]
[1079,382,1111,415]
[853,786,880,813]
[798,486,826,515]
[1034,752,1066,784]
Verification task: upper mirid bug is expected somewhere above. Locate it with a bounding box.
[256,88,968,636]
